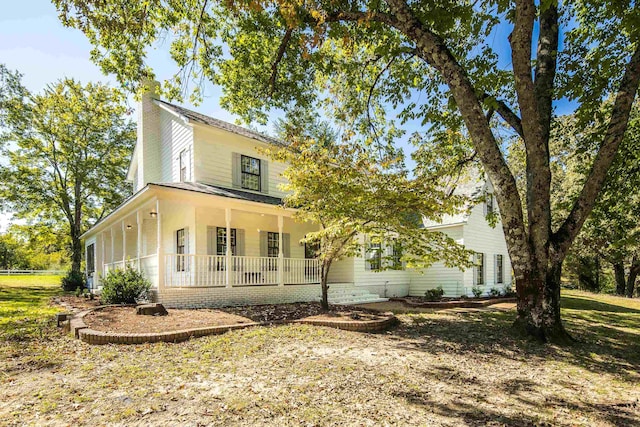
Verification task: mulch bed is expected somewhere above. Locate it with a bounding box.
[221,302,382,323]
[84,307,253,334]
[390,296,516,308]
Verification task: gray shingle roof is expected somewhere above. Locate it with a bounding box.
[151,182,283,206]
[156,99,286,147]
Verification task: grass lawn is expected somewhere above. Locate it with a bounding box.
[0,278,638,426]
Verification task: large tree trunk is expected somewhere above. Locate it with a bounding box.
[513,260,572,344]
[613,261,626,296]
[70,225,83,274]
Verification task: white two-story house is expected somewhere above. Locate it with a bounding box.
[81,81,512,308]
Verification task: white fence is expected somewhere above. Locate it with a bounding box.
[0,269,65,275]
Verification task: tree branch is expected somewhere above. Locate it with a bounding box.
[482,93,524,138]
[268,28,293,96]
[554,43,640,258]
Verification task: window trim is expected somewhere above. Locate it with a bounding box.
[486,192,494,215]
[240,155,261,192]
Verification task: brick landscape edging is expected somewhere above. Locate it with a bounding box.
[389,297,517,309]
[72,306,398,345]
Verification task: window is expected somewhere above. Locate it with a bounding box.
[241,155,261,191]
[267,232,279,257]
[391,241,403,270]
[179,149,188,182]
[305,242,320,259]
[476,253,485,285]
[216,227,237,256]
[496,254,504,284]
[368,242,382,271]
[86,244,95,275]
[176,228,186,272]
[486,193,494,215]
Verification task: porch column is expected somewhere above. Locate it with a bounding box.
[122,220,126,265]
[137,210,143,272]
[278,215,284,286]
[225,208,232,288]
[156,199,164,290]
[100,232,105,286]
[110,227,115,265]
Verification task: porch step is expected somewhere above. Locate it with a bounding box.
[320,286,389,305]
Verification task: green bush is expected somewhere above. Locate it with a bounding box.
[502,283,516,297]
[488,287,502,298]
[424,286,444,302]
[100,266,151,304]
[61,270,85,292]
[471,285,483,298]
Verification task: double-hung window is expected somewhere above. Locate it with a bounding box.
[391,241,403,270]
[486,193,494,215]
[241,155,261,191]
[368,242,382,270]
[267,232,279,258]
[216,227,237,256]
[496,254,504,284]
[86,244,95,275]
[476,253,485,285]
[176,228,186,271]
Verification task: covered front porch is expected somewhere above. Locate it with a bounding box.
[85,184,321,294]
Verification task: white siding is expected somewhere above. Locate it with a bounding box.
[460,200,513,294]
[159,109,194,182]
[327,258,354,283]
[193,125,288,198]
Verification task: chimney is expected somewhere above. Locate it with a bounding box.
[136,79,162,187]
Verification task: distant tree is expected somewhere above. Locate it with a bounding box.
[270,113,473,310]
[55,0,640,342]
[0,67,135,274]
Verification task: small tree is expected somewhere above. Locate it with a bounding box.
[268,118,473,310]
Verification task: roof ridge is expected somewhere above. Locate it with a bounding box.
[155,99,286,147]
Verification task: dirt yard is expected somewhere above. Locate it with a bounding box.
[84,307,254,334]
[1,279,639,426]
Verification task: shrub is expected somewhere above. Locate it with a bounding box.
[424,286,444,302]
[61,270,85,292]
[100,266,151,304]
[488,287,502,298]
[471,286,483,298]
[502,283,516,297]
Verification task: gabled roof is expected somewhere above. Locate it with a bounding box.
[155,99,286,147]
[423,173,488,228]
[150,182,283,206]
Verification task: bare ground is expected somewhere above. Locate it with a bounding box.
[0,291,639,426]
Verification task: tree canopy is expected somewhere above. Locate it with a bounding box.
[0,67,135,273]
[54,0,640,342]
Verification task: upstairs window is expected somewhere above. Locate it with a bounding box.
[179,149,189,182]
[486,193,494,215]
[241,155,261,191]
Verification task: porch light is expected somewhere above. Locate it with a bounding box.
[126,224,132,230]
[149,211,157,218]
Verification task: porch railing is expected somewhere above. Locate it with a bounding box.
[163,254,320,287]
